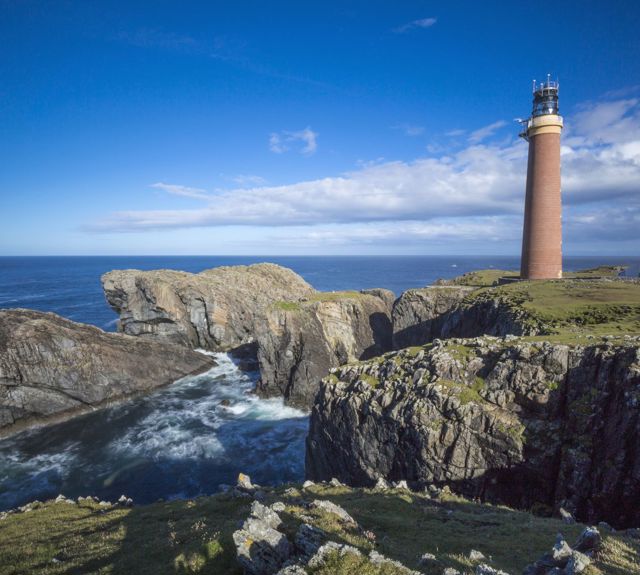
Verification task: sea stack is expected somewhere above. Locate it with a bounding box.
[519,76,564,280]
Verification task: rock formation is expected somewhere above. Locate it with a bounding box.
[392,286,545,349]
[0,309,214,435]
[255,290,393,407]
[103,263,394,407]
[306,336,640,528]
[102,263,316,352]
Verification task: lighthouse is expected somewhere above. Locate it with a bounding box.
[519,76,564,280]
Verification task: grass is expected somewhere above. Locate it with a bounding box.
[273,291,365,312]
[465,278,640,344]
[436,377,485,406]
[1,486,638,575]
[446,266,625,288]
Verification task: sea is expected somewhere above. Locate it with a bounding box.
[0,255,638,510]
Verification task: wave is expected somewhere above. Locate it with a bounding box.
[0,353,308,510]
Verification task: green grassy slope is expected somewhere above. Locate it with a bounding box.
[1,485,638,575]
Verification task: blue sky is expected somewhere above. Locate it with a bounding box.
[1,0,639,255]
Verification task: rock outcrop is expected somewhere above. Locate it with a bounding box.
[0,309,214,435]
[102,263,316,353]
[392,286,545,349]
[306,337,640,528]
[103,264,394,407]
[232,498,421,575]
[255,291,393,407]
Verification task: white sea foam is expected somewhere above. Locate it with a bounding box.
[0,352,308,509]
[108,353,305,461]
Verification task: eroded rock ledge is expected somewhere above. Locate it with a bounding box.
[0,309,215,435]
[306,336,640,528]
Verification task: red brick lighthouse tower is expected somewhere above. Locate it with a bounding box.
[519,76,564,279]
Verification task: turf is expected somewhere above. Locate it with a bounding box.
[462,277,640,344]
[1,486,638,575]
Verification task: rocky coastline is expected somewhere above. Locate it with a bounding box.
[2,262,640,573]
[0,308,214,436]
[306,336,640,529]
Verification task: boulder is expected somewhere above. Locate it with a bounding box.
[232,502,291,575]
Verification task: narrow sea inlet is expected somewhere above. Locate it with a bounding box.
[0,353,307,511]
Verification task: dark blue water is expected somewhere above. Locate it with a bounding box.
[0,255,638,511]
[2,255,638,330]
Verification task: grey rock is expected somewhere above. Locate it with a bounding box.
[564,551,591,574]
[443,568,462,575]
[0,309,214,435]
[419,552,438,566]
[302,480,315,489]
[256,290,393,407]
[469,549,486,561]
[393,480,409,490]
[102,263,315,351]
[551,535,572,562]
[391,285,542,350]
[374,477,390,490]
[271,501,286,513]
[309,500,356,525]
[103,263,394,408]
[275,567,308,575]
[237,472,254,491]
[294,523,325,560]
[559,508,576,525]
[306,337,640,528]
[307,542,361,568]
[572,527,601,553]
[233,502,291,575]
[368,550,422,574]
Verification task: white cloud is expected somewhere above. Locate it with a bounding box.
[150,182,210,200]
[229,174,267,186]
[269,127,318,155]
[91,94,640,250]
[468,120,508,143]
[394,17,437,33]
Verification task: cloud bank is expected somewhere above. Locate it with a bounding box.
[91,95,640,251]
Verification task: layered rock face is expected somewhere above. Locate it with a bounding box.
[0,309,214,434]
[255,291,393,407]
[306,337,640,527]
[104,264,395,407]
[392,287,544,349]
[102,263,315,352]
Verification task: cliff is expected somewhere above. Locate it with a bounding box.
[392,277,640,348]
[255,290,393,407]
[0,309,214,435]
[102,263,316,353]
[306,336,640,528]
[103,264,394,407]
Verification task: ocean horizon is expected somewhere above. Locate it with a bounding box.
[2,254,638,331]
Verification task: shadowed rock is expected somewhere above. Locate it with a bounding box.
[0,309,215,435]
[306,337,640,528]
